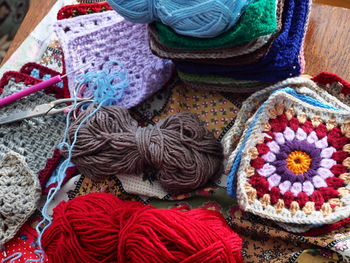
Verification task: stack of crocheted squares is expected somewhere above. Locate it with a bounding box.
[146,0,311,93]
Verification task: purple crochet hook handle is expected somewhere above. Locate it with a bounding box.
[0,64,90,108]
[0,76,62,107]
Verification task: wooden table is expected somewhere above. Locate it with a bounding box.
[304,4,350,79]
[2,1,350,81]
[1,0,56,66]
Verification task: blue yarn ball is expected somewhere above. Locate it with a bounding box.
[107,0,253,38]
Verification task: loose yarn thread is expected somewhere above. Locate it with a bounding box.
[107,0,252,38]
[42,192,244,263]
[0,61,128,263]
[60,106,224,194]
[1,252,22,263]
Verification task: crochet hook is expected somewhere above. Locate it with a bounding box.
[0,64,90,107]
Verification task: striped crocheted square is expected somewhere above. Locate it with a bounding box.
[226,79,350,224]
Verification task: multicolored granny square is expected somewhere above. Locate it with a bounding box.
[226,78,350,224]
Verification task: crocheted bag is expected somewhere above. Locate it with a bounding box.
[224,77,350,224]
[0,152,41,246]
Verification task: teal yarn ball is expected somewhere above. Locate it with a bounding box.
[107,0,252,38]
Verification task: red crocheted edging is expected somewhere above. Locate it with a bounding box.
[300,217,350,236]
[0,71,36,95]
[20,62,70,98]
[38,149,79,195]
[20,62,61,78]
[0,71,66,99]
[312,72,350,95]
[57,2,112,20]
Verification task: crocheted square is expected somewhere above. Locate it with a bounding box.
[54,11,173,108]
[149,26,272,61]
[182,80,271,93]
[0,69,67,99]
[313,72,350,98]
[38,149,79,195]
[0,80,66,175]
[54,11,119,42]
[0,152,41,245]
[177,71,271,93]
[226,79,350,224]
[57,2,112,20]
[19,62,69,96]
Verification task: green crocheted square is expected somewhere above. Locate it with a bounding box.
[177,71,262,86]
[155,0,278,49]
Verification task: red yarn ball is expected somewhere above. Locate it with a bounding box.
[42,193,243,263]
[42,193,144,263]
[118,208,243,263]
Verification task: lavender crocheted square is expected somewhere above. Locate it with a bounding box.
[54,11,173,109]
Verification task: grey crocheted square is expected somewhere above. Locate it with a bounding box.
[0,80,66,174]
[0,152,41,245]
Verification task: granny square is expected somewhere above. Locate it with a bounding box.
[227,82,350,224]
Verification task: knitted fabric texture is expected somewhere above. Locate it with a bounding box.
[175,0,311,82]
[0,80,66,174]
[224,77,350,224]
[154,0,277,49]
[0,152,41,245]
[54,11,173,108]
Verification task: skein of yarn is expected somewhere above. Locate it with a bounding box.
[42,193,244,263]
[60,105,224,194]
[107,0,252,38]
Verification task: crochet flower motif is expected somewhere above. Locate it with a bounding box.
[247,104,350,217]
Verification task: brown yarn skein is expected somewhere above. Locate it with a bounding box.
[61,105,224,194]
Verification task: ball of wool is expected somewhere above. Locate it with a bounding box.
[42,193,243,263]
[117,207,244,263]
[60,105,224,195]
[41,193,144,263]
[106,0,252,38]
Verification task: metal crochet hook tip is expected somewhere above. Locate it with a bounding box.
[0,63,92,108]
[61,63,92,79]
